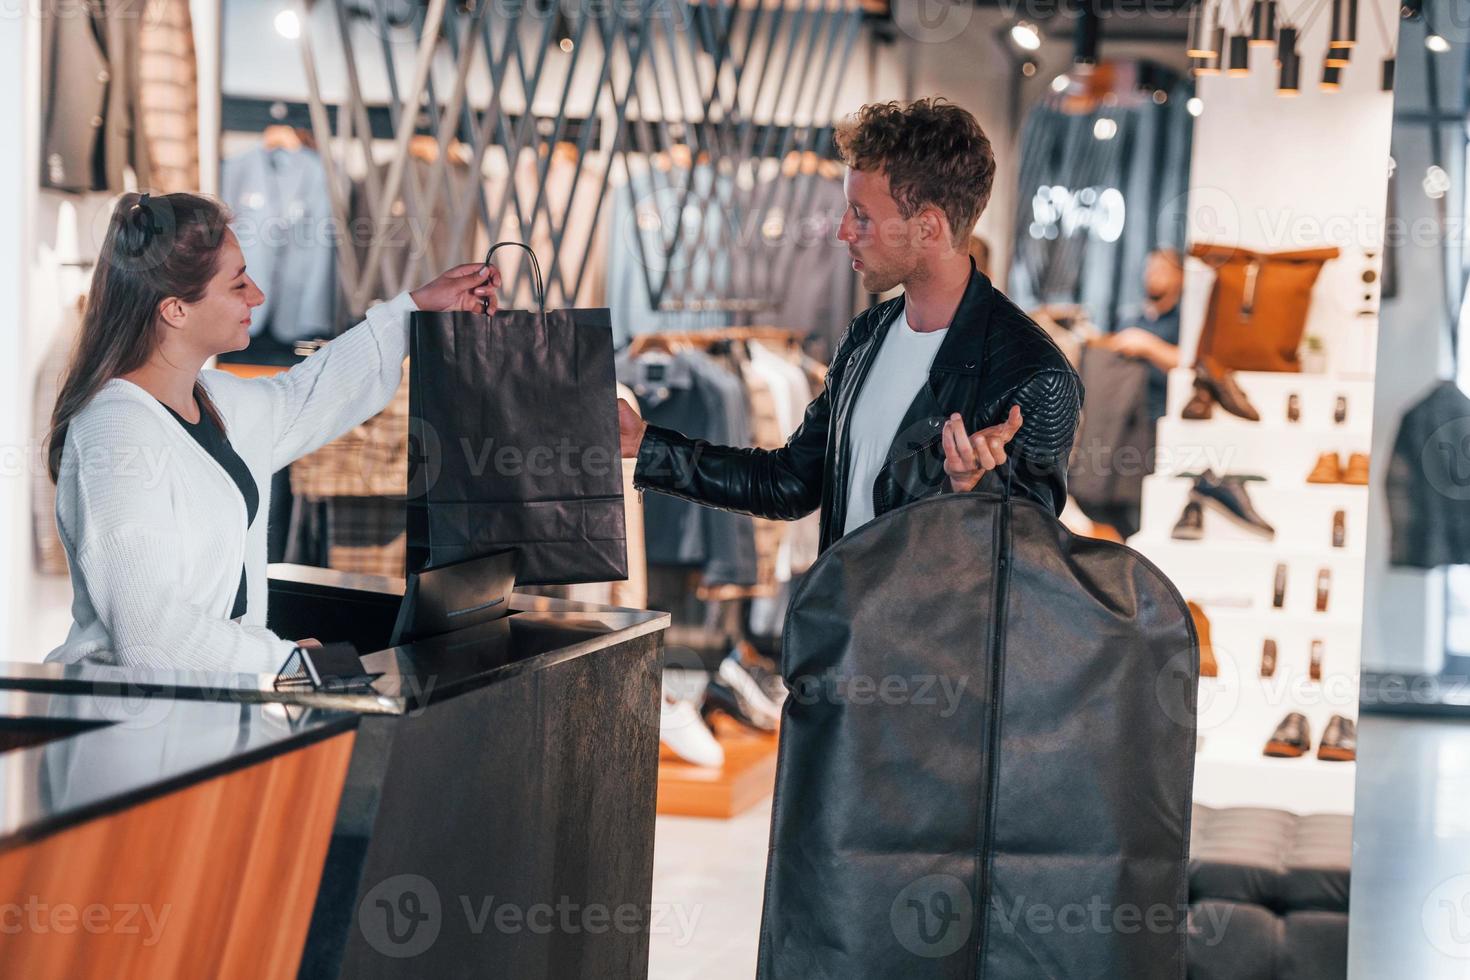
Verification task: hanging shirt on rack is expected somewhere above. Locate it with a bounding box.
[221,145,337,342]
[843,305,949,535]
[617,349,757,587]
[607,167,735,346]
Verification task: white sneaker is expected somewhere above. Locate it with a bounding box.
[717,653,782,729]
[661,695,724,768]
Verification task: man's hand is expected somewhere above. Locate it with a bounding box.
[942,405,1023,493]
[410,262,502,313]
[618,399,647,459]
[1099,327,1180,371]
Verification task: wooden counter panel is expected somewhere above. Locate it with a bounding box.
[0,731,355,979]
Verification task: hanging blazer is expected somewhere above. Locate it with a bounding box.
[221,146,339,342]
[634,263,1083,552]
[1387,379,1470,569]
[39,0,152,193]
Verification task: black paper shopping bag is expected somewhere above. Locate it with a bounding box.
[406,242,627,585]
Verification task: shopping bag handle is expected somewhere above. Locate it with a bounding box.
[484,241,546,313]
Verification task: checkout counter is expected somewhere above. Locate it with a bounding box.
[0,564,671,979]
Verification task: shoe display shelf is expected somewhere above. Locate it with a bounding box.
[657,668,781,819]
[1134,478,1369,554]
[1130,368,1371,817]
[1153,369,1373,485]
[658,713,780,819]
[1191,737,1356,816]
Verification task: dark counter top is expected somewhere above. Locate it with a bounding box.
[0,564,671,715]
[0,688,355,853]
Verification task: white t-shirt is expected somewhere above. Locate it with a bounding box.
[843,305,949,535]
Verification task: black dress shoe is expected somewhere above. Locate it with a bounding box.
[1264,712,1311,758]
[1171,499,1204,540]
[1191,470,1275,539]
[701,677,777,733]
[1318,715,1356,761]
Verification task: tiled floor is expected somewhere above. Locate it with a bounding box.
[648,800,770,980]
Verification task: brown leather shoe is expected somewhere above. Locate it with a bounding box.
[1189,601,1218,677]
[1307,452,1344,484]
[1317,714,1357,762]
[1310,640,1324,681]
[1171,500,1205,541]
[1182,383,1215,420]
[1273,563,1288,609]
[1261,638,1278,677]
[1343,452,1370,485]
[1195,357,1261,421]
[1264,712,1311,758]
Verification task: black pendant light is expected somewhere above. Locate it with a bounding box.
[1275,25,1297,66]
[1278,47,1301,95]
[1195,26,1226,75]
[1326,42,1352,66]
[1330,0,1358,48]
[1381,57,1395,91]
[1228,33,1251,75]
[1250,0,1277,45]
[1321,60,1342,92]
[1187,0,1216,58]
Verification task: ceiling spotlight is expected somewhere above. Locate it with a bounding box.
[1426,32,1451,54]
[1425,165,1451,199]
[1093,118,1118,140]
[1074,4,1100,66]
[274,8,301,39]
[1010,20,1042,51]
[1021,59,1038,77]
[1187,97,1205,116]
[1152,89,1168,105]
[1051,73,1072,93]
[553,10,574,53]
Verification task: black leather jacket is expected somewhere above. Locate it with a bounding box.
[633,265,1083,553]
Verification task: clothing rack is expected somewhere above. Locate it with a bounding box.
[626,326,802,357]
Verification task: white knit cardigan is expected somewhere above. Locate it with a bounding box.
[47,291,419,674]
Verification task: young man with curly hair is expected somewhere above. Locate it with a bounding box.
[619,98,1082,550]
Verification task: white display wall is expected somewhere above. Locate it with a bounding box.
[1134,0,1397,816]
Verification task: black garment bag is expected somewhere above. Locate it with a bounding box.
[759,350,1196,977]
[406,242,627,584]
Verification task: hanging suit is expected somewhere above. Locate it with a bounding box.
[39,0,152,193]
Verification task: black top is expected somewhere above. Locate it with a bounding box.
[161,397,259,619]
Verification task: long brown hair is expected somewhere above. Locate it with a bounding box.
[48,192,234,482]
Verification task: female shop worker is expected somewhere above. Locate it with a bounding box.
[45,192,500,673]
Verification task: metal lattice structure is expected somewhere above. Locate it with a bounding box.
[296,0,861,318]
